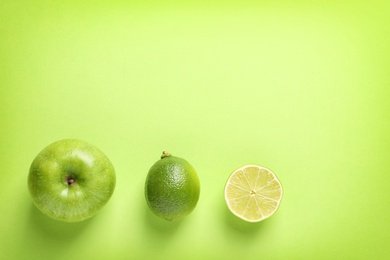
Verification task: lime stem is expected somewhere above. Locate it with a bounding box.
[161,151,172,159]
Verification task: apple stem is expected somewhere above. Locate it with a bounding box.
[67,176,76,186]
[161,151,172,159]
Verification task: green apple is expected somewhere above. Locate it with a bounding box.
[28,139,116,222]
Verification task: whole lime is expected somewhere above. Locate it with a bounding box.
[145,151,200,221]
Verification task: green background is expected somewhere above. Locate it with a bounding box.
[1,1,389,259]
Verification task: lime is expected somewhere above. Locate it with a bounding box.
[224,165,283,222]
[145,151,200,221]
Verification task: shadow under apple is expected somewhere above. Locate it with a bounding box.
[28,202,95,243]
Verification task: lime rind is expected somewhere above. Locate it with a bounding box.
[145,153,200,221]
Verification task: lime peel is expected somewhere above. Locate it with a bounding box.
[145,152,200,221]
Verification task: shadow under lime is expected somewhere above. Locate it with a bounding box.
[221,197,272,243]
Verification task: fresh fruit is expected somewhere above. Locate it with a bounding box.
[28,139,116,222]
[145,151,200,221]
[224,164,282,222]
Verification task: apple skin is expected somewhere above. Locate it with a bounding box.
[28,139,116,223]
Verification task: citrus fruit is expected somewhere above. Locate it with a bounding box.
[145,151,200,221]
[224,164,283,222]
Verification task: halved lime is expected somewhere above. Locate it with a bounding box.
[224,165,283,222]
